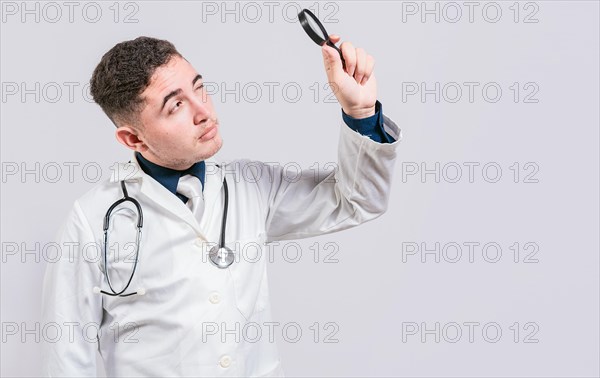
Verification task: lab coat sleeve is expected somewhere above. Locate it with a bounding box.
[41,200,104,376]
[261,113,402,241]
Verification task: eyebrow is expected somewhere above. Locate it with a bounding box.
[160,74,203,111]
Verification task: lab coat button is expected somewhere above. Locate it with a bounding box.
[209,292,221,304]
[219,355,231,368]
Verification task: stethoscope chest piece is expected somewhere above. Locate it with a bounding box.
[209,245,235,269]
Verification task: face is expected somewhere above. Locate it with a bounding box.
[120,55,222,170]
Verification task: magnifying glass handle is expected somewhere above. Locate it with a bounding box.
[325,39,346,71]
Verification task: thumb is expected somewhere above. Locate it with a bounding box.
[321,41,344,79]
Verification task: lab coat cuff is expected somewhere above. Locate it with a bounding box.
[340,112,402,150]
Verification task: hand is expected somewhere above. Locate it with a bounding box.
[321,34,377,118]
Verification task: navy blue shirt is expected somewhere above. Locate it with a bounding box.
[136,152,206,204]
[342,100,396,144]
[136,100,394,201]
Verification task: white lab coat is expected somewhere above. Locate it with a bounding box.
[41,115,402,377]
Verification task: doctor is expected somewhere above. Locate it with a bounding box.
[41,36,401,376]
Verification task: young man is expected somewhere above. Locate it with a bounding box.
[42,36,401,376]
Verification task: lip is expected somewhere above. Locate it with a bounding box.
[199,123,218,141]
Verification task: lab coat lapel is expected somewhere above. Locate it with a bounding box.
[108,154,196,238]
[139,171,204,235]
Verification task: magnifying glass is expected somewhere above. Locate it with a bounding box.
[298,9,346,71]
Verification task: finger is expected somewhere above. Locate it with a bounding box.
[340,41,356,77]
[361,55,375,85]
[321,42,343,78]
[354,48,367,84]
[328,34,341,43]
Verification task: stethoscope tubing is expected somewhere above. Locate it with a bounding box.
[99,176,229,297]
[218,178,229,249]
[101,181,143,297]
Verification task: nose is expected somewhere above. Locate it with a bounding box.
[190,91,212,125]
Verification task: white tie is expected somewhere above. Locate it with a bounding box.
[176,174,204,219]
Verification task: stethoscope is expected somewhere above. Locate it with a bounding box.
[94,172,233,297]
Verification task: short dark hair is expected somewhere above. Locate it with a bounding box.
[90,36,181,127]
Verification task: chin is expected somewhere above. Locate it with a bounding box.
[198,135,223,161]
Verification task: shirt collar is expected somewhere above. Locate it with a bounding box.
[134,152,206,197]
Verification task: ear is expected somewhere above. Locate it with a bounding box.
[115,125,148,152]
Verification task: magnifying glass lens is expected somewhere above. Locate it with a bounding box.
[306,16,326,42]
[298,9,346,69]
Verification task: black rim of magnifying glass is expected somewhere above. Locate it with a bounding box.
[298,9,346,70]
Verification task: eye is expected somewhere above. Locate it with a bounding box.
[169,100,183,114]
[195,83,204,91]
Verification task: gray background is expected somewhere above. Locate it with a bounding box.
[1,0,599,376]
